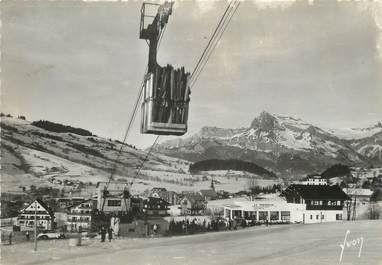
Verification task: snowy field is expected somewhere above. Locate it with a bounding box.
[1,220,381,265]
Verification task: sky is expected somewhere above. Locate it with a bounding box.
[2,0,382,148]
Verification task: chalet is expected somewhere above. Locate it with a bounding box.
[67,199,96,232]
[149,188,179,205]
[55,197,85,211]
[282,184,350,223]
[305,175,327,186]
[96,182,131,214]
[179,193,206,216]
[17,199,55,230]
[142,197,169,217]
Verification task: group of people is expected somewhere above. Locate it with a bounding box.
[168,218,227,235]
[99,226,114,242]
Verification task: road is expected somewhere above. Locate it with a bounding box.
[2,220,381,265]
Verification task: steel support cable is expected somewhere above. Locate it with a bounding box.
[131,135,161,185]
[190,0,240,88]
[190,0,237,85]
[105,23,168,189]
[134,1,240,185]
[190,0,236,81]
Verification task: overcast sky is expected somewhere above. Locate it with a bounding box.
[2,0,382,148]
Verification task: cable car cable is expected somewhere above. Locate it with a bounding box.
[190,0,239,87]
[132,1,240,185]
[104,22,169,189]
[190,0,236,80]
[190,1,240,88]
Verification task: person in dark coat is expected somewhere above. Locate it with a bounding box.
[100,226,106,242]
[107,227,113,242]
[8,232,12,245]
[25,231,30,241]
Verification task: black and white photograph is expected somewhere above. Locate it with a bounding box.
[1,0,382,264]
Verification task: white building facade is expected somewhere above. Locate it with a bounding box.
[17,199,54,230]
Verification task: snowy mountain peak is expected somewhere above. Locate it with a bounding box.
[154,112,382,175]
[250,111,281,131]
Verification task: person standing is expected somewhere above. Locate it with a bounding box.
[107,227,114,242]
[25,231,30,241]
[108,227,113,242]
[100,226,106,242]
[8,231,13,245]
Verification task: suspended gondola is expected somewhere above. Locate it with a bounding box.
[139,2,191,136]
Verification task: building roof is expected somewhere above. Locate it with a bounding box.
[285,184,350,200]
[199,189,218,199]
[21,199,55,217]
[343,188,373,197]
[183,193,205,204]
[143,197,169,210]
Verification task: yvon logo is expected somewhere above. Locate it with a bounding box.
[339,230,364,263]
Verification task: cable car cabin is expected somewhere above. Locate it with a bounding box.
[141,65,191,135]
[139,2,191,136]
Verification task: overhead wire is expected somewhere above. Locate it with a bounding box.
[105,20,168,189]
[189,0,236,81]
[132,0,241,184]
[190,0,240,88]
[106,0,240,190]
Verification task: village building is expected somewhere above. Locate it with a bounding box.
[342,188,374,220]
[56,197,85,210]
[282,184,350,223]
[17,199,55,230]
[223,199,305,223]
[149,188,179,205]
[142,197,170,217]
[67,199,97,232]
[179,193,206,215]
[300,175,328,186]
[199,189,218,201]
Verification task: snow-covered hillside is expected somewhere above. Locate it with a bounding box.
[0,117,193,193]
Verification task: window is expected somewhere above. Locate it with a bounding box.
[321,214,324,220]
[281,211,290,221]
[336,214,342,220]
[316,215,319,220]
[107,200,121,207]
[270,211,279,221]
[310,215,313,220]
[258,211,268,221]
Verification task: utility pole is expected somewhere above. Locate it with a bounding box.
[34,201,37,251]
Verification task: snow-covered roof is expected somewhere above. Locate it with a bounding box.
[343,188,373,197]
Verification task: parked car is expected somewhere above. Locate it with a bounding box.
[37,231,65,240]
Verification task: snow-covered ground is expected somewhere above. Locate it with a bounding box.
[2,220,381,265]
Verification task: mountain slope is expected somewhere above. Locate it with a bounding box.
[0,117,191,192]
[155,111,382,176]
